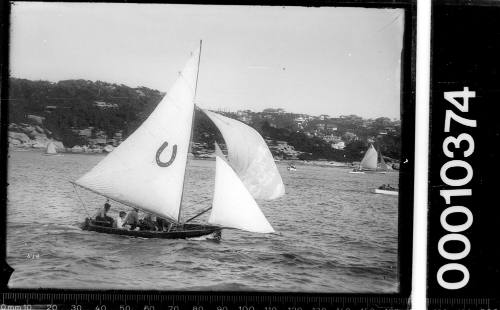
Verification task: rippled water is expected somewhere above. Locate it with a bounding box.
[7,150,399,292]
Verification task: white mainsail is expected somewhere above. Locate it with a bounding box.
[360,144,378,170]
[209,156,275,233]
[75,49,200,221]
[202,110,285,200]
[45,142,57,154]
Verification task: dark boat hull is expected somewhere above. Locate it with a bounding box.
[81,218,222,239]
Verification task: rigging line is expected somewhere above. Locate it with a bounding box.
[72,183,91,218]
[71,181,179,223]
[194,39,203,100]
[184,206,212,223]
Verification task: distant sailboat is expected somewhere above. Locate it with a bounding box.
[360,144,378,170]
[349,144,388,174]
[378,148,393,171]
[73,42,284,239]
[43,141,62,156]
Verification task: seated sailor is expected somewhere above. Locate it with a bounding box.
[123,208,139,230]
[156,217,174,232]
[94,202,114,226]
[140,213,158,231]
[114,211,127,229]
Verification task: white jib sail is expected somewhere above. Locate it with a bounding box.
[46,142,57,154]
[202,110,285,200]
[209,156,275,233]
[75,49,200,221]
[360,144,378,170]
[379,150,391,170]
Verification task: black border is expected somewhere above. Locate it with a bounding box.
[0,0,415,304]
[427,0,500,301]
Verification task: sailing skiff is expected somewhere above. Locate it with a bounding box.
[72,42,285,239]
[43,141,62,156]
[349,144,390,174]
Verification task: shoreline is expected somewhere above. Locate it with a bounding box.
[9,146,356,168]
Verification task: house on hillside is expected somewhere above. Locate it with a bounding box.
[94,101,119,109]
[294,116,306,129]
[332,141,346,150]
[88,138,107,146]
[263,108,285,114]
[236,110,252,124]
[45,106,57,113]
[314,123,325,131]
[326,123,338,133]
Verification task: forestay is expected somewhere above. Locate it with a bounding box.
[360,144,378,170]
[75,49,200,221]
[202,110,285,200]
[209,156,275,233]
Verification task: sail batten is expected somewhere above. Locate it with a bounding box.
[202,110,285,200]
[75,48,200,221]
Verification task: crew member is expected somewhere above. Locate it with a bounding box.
[141,213,158,231]
[123,208,139,230]
[94,202,113,226]
[114,211,127,229]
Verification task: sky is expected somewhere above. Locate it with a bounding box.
[10,2,404,119]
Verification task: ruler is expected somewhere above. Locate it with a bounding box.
[0,293,412,310]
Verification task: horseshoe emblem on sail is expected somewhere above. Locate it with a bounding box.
[156,141,177,167]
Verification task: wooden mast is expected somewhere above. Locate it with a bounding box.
[178,40,203,224]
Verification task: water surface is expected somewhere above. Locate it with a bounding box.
[7,150,399,292]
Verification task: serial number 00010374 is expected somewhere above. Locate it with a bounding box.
[437,87,476,290]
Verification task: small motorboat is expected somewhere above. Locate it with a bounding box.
[287,164,297,171]
[373,184,398,196]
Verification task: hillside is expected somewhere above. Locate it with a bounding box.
[8,78,401,162]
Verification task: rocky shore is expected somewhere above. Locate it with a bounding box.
[8,123,64,149]
[8,123,112,154]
